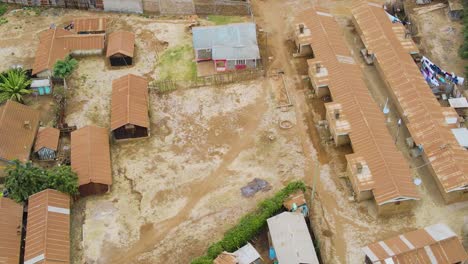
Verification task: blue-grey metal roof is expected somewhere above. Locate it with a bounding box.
[192,23,260,60]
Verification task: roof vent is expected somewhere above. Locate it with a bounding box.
[356,162,363,174]
[334,109,340,120]
[316,63,321,73]
[24,120,31,130]
[299,24,305,34]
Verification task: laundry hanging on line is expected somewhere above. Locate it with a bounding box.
[420,56,464,87]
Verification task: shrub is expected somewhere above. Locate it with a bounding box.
[191,180,306,264]
[0,4,7,17]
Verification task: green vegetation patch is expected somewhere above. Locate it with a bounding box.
[157,44,197,81]
[206,15,246,25]
[460,1,468,77]
[0,3,7,17]
[191,180,307,264]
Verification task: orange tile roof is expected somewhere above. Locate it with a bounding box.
[298,7,419,205]
[71,126,112,186]
[352,1,468,193]
[0,100,40,162]
[72,17,107,33]
[34,127,60,152]
[24,189,70,264]
[0,198,23,264]
[363,223,467,263]
[111,74,149,131]
[106,31,135,58]
[32,28,105,75]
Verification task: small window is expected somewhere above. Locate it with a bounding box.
[236,59,246,65]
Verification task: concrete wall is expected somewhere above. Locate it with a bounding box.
[103,0,143,13]
[377,200,415,216]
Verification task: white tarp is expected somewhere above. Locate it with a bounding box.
[451,128,468,148]
[449,97,468,108]
[31,79,51,88]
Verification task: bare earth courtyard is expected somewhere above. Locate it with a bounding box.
[0,0,467,263]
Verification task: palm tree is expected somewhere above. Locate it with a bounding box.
[0,68,32,103]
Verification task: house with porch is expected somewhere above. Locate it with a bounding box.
[192,23,261,72]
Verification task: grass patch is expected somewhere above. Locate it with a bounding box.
[191,180,307,264]
[206,15,246,25]
[157,44,197,81]
[0,3,7,17]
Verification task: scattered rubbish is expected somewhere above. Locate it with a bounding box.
[241,178,272,197]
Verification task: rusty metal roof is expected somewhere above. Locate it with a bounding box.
[34,127,60,152]
[0,100,40,162]
[363,223,467,263]
[71,126,112,186]
[298,8,419,205]
[32,28,105,75]
[283,191,306,211]
[111,74,149,131]
[72,17,107,33]
[24,189,70,264]
[106,31,135,58]
[352,1,468,193]
[0,198,23,264]
[213,253,237,264]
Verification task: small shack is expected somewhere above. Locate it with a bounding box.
[71,125,112,196]
[72,17,107,34]
[34,127,60,160]
[111,74,150,140]
[448,0,463,20]
[214,243,262,264]
[0,100,40,164]
[214,252,237,264]
[24,189,70,264]
[363,223,467,263]
[107,31,135,66]
[283,191,308,217]
[192,23,261,72]
[0,197,23,264]
[267,212,319,264]
[31,79,52,96]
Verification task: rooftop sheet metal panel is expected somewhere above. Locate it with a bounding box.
[0,198,23,264]
[106,31,135,58]
[73,17,107,33]
[58,34,105,50]
[298,7,419,204]
[34,127,60,152]
[351,1,468,193]
[71,126,112,186]
[0,100,40,162]
[267,212,319,264]
[24,189,70,264]
[362,223,467,263]
[111,74,149,131]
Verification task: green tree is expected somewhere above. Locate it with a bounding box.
[4,160,46,203]
[0,68,32,103]
[53,56,78,79]
[4,161,79,203]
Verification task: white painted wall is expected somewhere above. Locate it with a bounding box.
[103,0,143,13]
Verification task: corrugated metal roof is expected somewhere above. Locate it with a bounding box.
[192,23,260,60]
[298,8,419,205]
[71,126,112,186]
[72,17,107,33]
[234,243,261,264]
[267,212,319,264]
[0,198,23,264]
[111,74,149,131]
[363,223,467,263]
[213,253,237,264]
[106,31,135,58]
[352,1,468,193]
[24,189,70,264]
[34,127,60,152]
[0,100,40,162]
[32,29,105,75]
[283,191,306,211]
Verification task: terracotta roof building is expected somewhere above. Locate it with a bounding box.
[0,100,40,163]
[106,31,135,66]
[72,17,107,34]
[111,74,150,140]
[296,7,419,215]
[24,189,70,264]
[32,28,105,77]
[0,197,23,264]
[363,223,467,263]
[34,127,60,160]
[71,125,112,196]
[352,1,468,203]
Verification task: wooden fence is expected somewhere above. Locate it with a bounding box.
[149,68,265,93]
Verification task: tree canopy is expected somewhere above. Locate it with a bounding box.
[4,160,79,203]
[53,55,78,79]
[0,68,32,103]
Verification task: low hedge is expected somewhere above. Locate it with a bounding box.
[191,180,307,264]
[460,0,468,77]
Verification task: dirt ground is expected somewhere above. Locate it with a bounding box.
[1,1,467,264]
